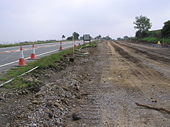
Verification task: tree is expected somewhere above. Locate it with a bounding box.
[123,36,129,40]
[161,20,170,38]
[117,37,122,40]
[62,35,65,39]
[102,36,112,40]
[66,36,73,40]
[72,32,79,40]
[135,30,149,38]
[95,35,102,40]
[80,36,83,40]
[134,15,152,32]
[134,15,152,38]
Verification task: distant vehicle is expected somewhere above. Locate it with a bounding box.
[83,34,91,41]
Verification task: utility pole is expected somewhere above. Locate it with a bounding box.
[73,36,75,57]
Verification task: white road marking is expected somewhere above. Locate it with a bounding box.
[0,60,18,68]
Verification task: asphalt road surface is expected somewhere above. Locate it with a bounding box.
[0,41,83,75]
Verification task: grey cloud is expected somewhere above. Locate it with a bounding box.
[0,0,170,43]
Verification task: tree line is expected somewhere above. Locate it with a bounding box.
[118,16,170,44]
[133,15,170,39]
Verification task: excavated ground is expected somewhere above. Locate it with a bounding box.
[64,41,170,127]
[0,41,170,127]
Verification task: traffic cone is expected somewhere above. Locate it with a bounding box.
[18,46,26,66]
[59,45,63,50]
[31,43,36,59]
[59,42,63,50]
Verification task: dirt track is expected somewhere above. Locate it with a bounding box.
[65,41,170,127]
[0,41,170,127]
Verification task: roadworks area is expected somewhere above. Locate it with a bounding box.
[0,41,170,127]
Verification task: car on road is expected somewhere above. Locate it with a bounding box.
[83,34,91,42]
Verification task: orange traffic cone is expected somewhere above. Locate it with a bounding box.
[18,46,26,66]
[31,44,36,59]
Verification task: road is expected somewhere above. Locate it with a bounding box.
[0,41,83,75]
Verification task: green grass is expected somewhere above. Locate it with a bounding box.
[163,38,170,44]
[0,77,8,81]
[3,77,33,88]
[139,37,170,44]
[140,37,160,43]
[80,43,97,49]
[136,29,170,44]
[1,42,97,88]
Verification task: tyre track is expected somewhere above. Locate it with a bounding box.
[117,42,170,65]
[113,41,170,80]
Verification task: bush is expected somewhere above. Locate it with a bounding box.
[163,38,170,44]
[141,37,159,43]
[67,36,73,41]
[148,30,161,38]
[162,20,170,38]
[136,31,149,38]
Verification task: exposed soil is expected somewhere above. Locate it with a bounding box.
[0,41,170,127]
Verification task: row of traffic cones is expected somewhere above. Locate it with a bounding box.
[18,44,36,66]
[18,42,82,66]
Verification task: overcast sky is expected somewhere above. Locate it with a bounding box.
[0,0,170,43]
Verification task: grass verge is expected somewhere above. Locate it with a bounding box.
[139,37,170,44]
[1,42,97,88]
